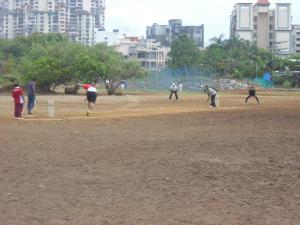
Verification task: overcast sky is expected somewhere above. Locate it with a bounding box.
[105,0,300,45]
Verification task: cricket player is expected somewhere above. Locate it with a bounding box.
[27,78,36,114]
[12,83,25,119]
[169,83,178,100]
[82,83,97,116]
[204,85,217,107]
[178,82,183,92]
[245,85,259,104]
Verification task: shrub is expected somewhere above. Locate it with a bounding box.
[283,80,294,88]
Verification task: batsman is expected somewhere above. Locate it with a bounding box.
[204,85,217,107]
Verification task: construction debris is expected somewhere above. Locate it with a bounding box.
[219,79,249,90]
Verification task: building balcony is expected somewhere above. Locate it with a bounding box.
[138,58,160,63]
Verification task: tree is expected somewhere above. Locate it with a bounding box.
[21,56,71,92]
[19,40,83,92]
[1,33,147,93]
[209,34,226,48]
[74,53,107,84]
[197,34,276,79]
[104,59,147,95]
[168,35,200,73]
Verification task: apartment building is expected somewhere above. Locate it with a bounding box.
[181,25,205,48]
[94,28,123,46]
[168,19,182,42]
[146,19,204,48]
[230,0,293,55]
[146,23,171,47]
[113,37,169,71]
[0,0,105,45]
[134,39,170,71]
[68,0,105,45]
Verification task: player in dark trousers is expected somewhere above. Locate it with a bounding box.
[27,78,36,114]
[204,85,217,107]
[82,83,98,116]
[245,85,259,104]
[169,83,178,100]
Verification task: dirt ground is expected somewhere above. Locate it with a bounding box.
[0,91,300,225]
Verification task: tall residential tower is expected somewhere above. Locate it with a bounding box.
[0,0,105,45]
[230,0,293,55]
[292,25,300,53]
[147,19,204,48]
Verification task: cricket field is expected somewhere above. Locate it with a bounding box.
[0,91,299,225]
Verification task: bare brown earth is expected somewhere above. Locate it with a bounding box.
[0,91,300,225]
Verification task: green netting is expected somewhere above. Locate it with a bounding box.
[252,78,273,88]
[130,67,216,91]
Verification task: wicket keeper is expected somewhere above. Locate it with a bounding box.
[245,85,259,104]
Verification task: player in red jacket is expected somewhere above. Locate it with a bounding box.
[12,83,25,119]
[82,83,97,116]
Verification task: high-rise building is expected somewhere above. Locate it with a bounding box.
[230,0,293,55]
[181,25,204,48]
[146,23,171,47]
[168,19,182,42]
[0,0,105,45]
[146,19,204,48]
[68,0,105,45]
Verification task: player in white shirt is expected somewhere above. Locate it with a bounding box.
[169,83,179,100]
[204,85,217,107]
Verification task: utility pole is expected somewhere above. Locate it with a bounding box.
[256,62,258,79]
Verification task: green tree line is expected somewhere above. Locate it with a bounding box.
[168,34,300,85]
[0,33,146,93]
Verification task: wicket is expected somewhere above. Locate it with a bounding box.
[48,100,55,117]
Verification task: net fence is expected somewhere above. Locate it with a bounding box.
[129,67,217,91]
[128,67,273,91]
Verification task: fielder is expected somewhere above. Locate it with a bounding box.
[12,83,25,119]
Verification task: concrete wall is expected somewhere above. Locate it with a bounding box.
[236,31,252,42]
[257,12,269,49]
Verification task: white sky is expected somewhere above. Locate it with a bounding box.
[105,0,300,45]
